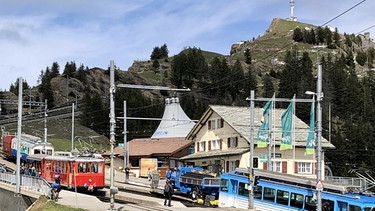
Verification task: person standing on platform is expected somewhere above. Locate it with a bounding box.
[125,166,130,182]
[163,179,173,207]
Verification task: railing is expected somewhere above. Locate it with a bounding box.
[325,176,367,190]
[0,172,52,198]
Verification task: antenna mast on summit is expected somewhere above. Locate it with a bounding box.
[290,0,297,21]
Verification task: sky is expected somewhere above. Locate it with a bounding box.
[0,0,373,90]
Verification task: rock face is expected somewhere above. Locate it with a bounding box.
[264,18,281,36]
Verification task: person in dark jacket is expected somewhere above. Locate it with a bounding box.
[163,180,173,207]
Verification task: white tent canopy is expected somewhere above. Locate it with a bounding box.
[151,97,196,139]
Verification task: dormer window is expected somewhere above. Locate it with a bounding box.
[217,118,224,129]
[228,137,238,148]
[208,120,216,130]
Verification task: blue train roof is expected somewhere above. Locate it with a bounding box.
[222,168,362,195]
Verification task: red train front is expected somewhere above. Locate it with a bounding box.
[26,155,105,190]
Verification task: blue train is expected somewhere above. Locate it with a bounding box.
[219,168,375,210]
[169,167,220,202]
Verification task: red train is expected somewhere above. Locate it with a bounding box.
[26,154,105,191]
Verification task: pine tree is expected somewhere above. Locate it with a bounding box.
[63,61,77,77]
[50,62,60,78]
[160,44,169,58]
[293,28,303,42]
[244,48,252,64]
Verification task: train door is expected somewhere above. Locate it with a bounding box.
[45,160,52,182]
[230,179,238,207]
[69,161,75,188]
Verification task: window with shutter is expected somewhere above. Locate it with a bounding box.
[297,162,311,173]
[220,139,223,149]
[294,162,298,173]
[235,160,240,168]
[227,138,231,148]
[208,121,211,130]
[217,118,222,128]
[197,142,200,152]
[226,161,229,172]
[263,162,268,170]
[208,141,211,151]
[212,140,220,150]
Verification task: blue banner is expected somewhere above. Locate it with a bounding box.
[306,101,315,155]
[280,102,293,150]
[257,100,272,148]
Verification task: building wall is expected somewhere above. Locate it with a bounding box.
[194,113,248,152]
[191,111,324,179]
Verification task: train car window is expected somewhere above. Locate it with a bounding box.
[21,146,28,154]
[263,187,275,202]
[276,190,289,205]
[78,163,84,173]
[253,186,262,199]
[337,201,348,211]
[82,163,89,173]
[238,182,249,196]
[322,199,334,211]
[290,192,303,208]
[97,163,103,173]
[56,162,61,172]
[91,163,98,173]
[220,178,229,192]
[46,161,51,171]
[34,149,41,154]
[348,204,361,211]
[47,149,53,155]
[305,196,317,211]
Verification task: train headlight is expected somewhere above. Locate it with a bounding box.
[88,179,92,183]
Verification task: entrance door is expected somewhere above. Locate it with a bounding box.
[230,179,238,207]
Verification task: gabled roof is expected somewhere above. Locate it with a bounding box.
[187,105,335,149]
[151,97,196,139]
[180,147,249,160]
[114,137,193,157]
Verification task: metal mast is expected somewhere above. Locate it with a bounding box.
[316,64,323,211]
[248,90,255,210]
[108,60,118,210]
[15,77,23,195]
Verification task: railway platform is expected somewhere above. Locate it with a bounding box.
[53,168,241,211]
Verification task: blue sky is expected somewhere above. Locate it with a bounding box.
[0,0,373,90]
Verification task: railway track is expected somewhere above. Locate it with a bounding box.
[95,184,214,208]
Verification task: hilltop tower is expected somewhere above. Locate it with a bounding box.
[289,0,297,21]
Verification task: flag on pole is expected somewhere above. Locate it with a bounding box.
[257,100,272,148]
[280,102,293,150]
[306,100,315,155]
